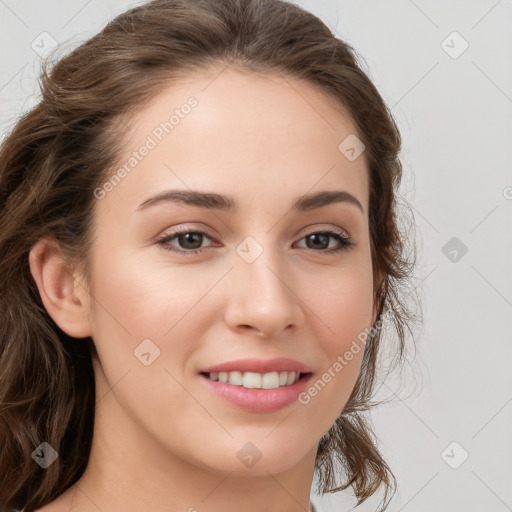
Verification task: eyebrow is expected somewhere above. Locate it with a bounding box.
[136,189,364,214]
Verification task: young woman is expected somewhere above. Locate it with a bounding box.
[0,1,417,511]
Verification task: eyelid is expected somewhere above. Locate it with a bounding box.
[296,223,351,239]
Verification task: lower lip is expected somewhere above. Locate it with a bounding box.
[200,373,312,413]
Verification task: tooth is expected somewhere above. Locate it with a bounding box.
[242,372,262,389]
[286,371,296,385]
[228,371,243,386]
[208,370,302,387]
[261,372,280,389]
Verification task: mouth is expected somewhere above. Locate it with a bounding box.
[197,358,313,413]
[199,370,311,389]
[199,371,313,413]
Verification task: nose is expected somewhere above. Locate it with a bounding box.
[224,249,303,339]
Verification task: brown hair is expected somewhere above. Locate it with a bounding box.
[0,0,419,510]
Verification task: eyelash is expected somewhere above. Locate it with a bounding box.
[156,227,355,255]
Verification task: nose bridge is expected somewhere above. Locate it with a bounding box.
[225,236,301,336]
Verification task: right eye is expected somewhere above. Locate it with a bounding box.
[156,229,217,254]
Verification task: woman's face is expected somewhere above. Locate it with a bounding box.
[83,66,375,477]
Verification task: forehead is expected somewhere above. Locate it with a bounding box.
[98,65,369,218]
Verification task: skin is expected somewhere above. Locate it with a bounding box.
[30,64,376,512]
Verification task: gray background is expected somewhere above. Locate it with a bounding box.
[1,1,511,511]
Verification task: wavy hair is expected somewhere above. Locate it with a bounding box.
[0,0,419,510]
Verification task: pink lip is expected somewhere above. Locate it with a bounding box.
[199,357,312,374]
[200,373,313,413]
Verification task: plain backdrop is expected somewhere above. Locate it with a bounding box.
[1,1,511,511]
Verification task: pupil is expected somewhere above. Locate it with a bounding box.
[180,233,202,249]
[307,233,328,249]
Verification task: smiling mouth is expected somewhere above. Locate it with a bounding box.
[200,371,311,389]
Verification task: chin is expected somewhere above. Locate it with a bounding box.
[188,433,317,477]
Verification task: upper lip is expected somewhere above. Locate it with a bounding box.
[199,357,312,374]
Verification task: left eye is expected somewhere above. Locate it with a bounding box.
[156,229,354,254]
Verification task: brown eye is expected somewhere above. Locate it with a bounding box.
[156,229,214,254]
[174,232,205,250]
[296,230,354,253]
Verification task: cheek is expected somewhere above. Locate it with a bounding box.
[308,258,374,351]
[86,245,221,404]
[89,245,214,342]
[85,247,213,451]
[296,260,373,427]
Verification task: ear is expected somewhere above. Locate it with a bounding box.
[29,238,92,338]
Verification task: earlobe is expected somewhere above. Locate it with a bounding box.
[29,238,92,338]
